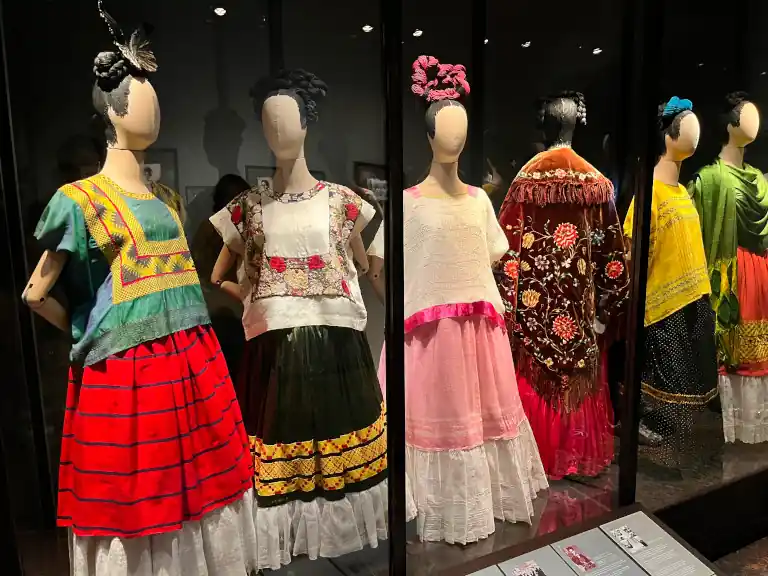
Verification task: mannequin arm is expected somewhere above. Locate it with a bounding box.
[351,235,369,274]
[22,250,69,331]
[366,255,385,304]
[211,245,244,303]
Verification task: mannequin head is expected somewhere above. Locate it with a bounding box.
[411,55,471,163]
[719,91,760,147]
[92,62,160,150]
[657,97,699,162]
[92,3,159,150]
[250,69,328,160]
[426,100,468,162]
[538,91,587,148]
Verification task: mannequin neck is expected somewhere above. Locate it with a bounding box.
[653,157,681,187]
[719,142,746,168]
[273,155,317,195]
[419,160,466,197]
[100,148,149,193]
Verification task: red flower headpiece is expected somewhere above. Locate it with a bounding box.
[411,55,470,103]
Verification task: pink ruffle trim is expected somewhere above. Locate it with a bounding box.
[405,301,506,333]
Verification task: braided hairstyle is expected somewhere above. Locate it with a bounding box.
[92,1,156,146]
[718,91,751,144]
[537,90,587,128]
[250,69,329,127]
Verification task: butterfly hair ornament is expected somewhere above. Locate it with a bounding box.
[94,0,157,90]
[411,55,470,102]
[662,96,693,118]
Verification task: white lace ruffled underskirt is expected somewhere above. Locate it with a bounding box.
[406,419,548,545]
[720,374,768,444]
[251,480,388,570]
[69,489,259,576]
[69,481,389,574]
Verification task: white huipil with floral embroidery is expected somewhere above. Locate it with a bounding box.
[211,181,375,338]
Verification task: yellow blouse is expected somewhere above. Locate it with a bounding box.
[624,180,710,326]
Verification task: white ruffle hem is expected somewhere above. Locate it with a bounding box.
[252,480,388,571]
[406,420,548,545]
[720,374,768,444]
[69,489,258,576]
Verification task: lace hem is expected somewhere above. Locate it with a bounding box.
[407,420,548,544]
[69,489,258,576]
[252,480,388,570]
[720,374,768,444]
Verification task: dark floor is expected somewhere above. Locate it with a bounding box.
[715,537,768,576]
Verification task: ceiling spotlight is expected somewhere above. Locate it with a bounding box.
[213,7,227,16]
[484,38,489,45]
[521,41,531,48]
[698,62,705,67]
[362,24,373,33]
[413,29,423,37]
[762,71,767,76]
[592,47,603,55]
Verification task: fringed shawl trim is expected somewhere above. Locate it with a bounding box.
[507,147,613,207]
[513,345,601,414]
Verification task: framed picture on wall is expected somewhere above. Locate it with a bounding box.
[353,161,388,202]
[246,165,326,194]
[184,186,213,207]
[142,148,179,192]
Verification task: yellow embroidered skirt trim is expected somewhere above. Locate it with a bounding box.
[250,404,388,499]
[641,382,719,406]
[727,320,768,366]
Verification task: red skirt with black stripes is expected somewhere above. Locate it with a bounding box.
[57,325,253,538]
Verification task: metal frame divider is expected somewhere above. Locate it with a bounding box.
[617,0,665,506]
[381,0,406,573]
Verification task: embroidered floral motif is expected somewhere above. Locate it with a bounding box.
[265,180,325,203]
[552,314,578,341]
[517,168,603,182]
[226,182,363,302]
[504,259,519,280]
[522,289,540,308]
[605,260,624,280]
[553,222,579,249]
[522,232,535,249]
[270,257,287,273]
[231,205,243,225]
[496,195,630,395]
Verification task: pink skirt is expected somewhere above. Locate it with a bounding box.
[379,315,527,450]
[517,352,614,480]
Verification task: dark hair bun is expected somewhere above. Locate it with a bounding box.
[538,90,587,127]
[250,68,328,123]
[93,51,130,91]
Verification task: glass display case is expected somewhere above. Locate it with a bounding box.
[0,1,766,575]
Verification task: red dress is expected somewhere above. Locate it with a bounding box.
[497,147,630,479]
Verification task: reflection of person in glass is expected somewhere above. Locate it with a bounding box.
[190,174,250,372]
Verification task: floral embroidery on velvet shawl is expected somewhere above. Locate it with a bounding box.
[497,148,629,412]
[226,182,362,300]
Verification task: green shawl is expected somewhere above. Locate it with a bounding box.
[689,159,768,363]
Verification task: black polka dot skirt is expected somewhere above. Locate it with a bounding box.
[641,296,719,464]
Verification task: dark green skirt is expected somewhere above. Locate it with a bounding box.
[235,325,387,507]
